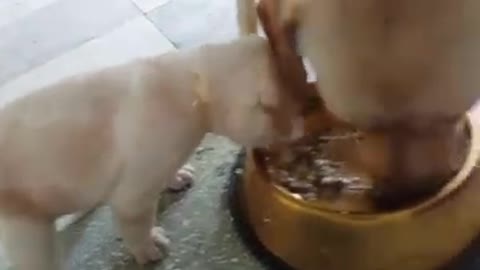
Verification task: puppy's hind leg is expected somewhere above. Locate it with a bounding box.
[1,216,57,270]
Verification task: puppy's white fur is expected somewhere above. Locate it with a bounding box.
[0,35,303,270]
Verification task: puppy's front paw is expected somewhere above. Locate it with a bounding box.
[168,164,195,192]
[133,227,170,265]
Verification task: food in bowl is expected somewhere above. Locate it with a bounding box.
[263,129,382,213]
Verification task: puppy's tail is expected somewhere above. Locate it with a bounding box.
[237,0,258,35]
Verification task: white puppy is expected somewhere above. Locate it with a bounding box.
[0,35,304,270]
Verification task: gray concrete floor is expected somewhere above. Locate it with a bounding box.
[63,135,263,270]
[0,0,264,269]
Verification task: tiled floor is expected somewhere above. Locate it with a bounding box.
[148,0,239,49]
[0,0,139,85]
[0,0,262,269]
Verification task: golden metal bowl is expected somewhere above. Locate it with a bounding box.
[236,113,480,270]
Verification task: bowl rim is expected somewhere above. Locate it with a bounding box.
[262,113,480,223]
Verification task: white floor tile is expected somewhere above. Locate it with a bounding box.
[131,0,172,13]
[147,0,239,48]
[0,0,139,85]
[0,16,175,106]
[0,0,58,28]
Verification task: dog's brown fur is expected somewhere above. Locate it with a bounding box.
[297,0,480,127]
[239,0,478,203]
[297,0,478,202]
